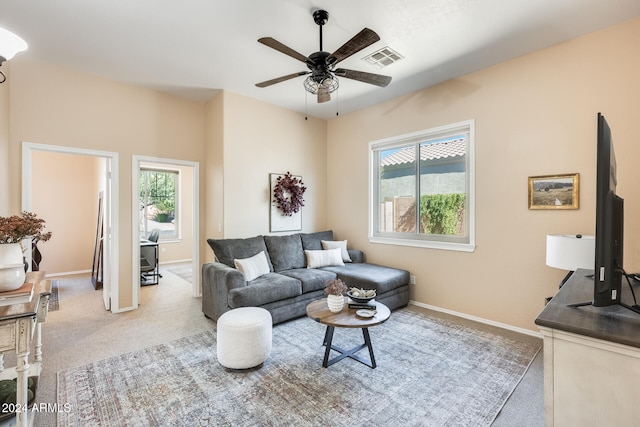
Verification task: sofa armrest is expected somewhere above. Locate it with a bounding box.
[348,249,364,263]
[201,262,246,320]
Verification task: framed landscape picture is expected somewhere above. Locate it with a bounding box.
[528,173,579,210]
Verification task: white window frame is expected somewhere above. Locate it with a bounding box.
[139,167,180,241]
[368,119,476,252]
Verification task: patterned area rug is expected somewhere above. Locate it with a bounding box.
[48,279,59,311]
[57,309,540,426]
[163,263,193,284]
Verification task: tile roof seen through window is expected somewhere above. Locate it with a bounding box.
[381,138,466,167]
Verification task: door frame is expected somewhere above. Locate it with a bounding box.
[21,141,120,311]
[132,155,200,306]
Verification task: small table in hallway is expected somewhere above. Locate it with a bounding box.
[306,298,390,368]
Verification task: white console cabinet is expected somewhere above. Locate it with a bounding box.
[536,270,640,427]
[0,271,50,427]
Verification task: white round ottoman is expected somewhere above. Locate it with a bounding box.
[217,307,272,370]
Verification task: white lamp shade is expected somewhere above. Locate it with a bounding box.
[0,27,28,61]
[546,234,595,271]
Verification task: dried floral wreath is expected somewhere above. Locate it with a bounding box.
[273,172,306,216]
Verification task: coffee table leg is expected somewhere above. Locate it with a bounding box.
[320,326,377,369]
[322,326,335,368]
[362,327,376,369]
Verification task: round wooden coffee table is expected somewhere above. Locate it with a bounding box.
[306,298,391,368]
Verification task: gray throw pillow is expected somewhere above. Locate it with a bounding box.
[300,230,334,250]
[207,236,273,271]
[264,234,305,272]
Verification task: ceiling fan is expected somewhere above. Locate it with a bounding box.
[255,9,392,103]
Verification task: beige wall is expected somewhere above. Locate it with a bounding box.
[31,151,102,273]
[203,91,224,259]
[219,91,327,239]
[26,155,193,275]
[3,17,639,330]
[3,59,327,309]
[327,17,640,331]
[6,57,206,310]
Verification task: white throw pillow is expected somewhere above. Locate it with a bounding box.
[305,248,345,268]
[321,240,352,262]
[234,251,270,281]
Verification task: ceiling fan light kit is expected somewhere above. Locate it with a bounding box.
[303,75,338,103]
[256,9,391,106]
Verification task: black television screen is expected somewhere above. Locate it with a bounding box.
[592,112,624,306]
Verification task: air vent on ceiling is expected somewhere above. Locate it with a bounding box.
[362,46,404,69]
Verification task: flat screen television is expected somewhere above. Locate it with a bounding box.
[571,113,639,313]
[592,112,624,306]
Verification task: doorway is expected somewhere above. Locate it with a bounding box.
[22,142,119,311]
[132,155,200,307]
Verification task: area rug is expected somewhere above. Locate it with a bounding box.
[48,279,59,311]
[57,309,540,426]
[163,263,192,284]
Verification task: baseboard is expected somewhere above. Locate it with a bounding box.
[409,300,542,339]
[112,305,137,314]
[159,259,192,266]
[42,260,192,278]
[44,269,92,277]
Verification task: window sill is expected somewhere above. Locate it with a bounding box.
[368,236,476,253]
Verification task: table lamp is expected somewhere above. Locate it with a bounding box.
[546,234,595,287]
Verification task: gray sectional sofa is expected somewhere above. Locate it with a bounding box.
[202,230,410,324]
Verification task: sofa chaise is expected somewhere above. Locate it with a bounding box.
[202,230,410,324]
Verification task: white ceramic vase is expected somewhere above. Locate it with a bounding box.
[327,294,345,313]
[0,243,26,292]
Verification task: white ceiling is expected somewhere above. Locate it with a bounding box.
[2,0,640,120]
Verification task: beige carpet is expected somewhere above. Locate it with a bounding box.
[34,264,211,426]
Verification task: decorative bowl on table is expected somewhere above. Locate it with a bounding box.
[0,264,26,292]
[346,288,376,304]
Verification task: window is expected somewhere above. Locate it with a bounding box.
[369,120,475,252]
[139,168,179,240]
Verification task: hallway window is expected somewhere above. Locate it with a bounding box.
[139,168,179,240]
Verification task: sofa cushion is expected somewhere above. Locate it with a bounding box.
[280,268,337,293]
[320,263,410,294]
[321,240,352,262]
[300,230,334,251]
[207,236,273,271]
[305,248,345,269]
[228,273,302,308]
[233,251,270,281]
[264,234,305,272]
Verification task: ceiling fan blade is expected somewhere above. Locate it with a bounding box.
[256,71,310,88]
[317,87,331,103]
[334,68,391,87]
[327,28,380,65]
[258,37,309,63]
